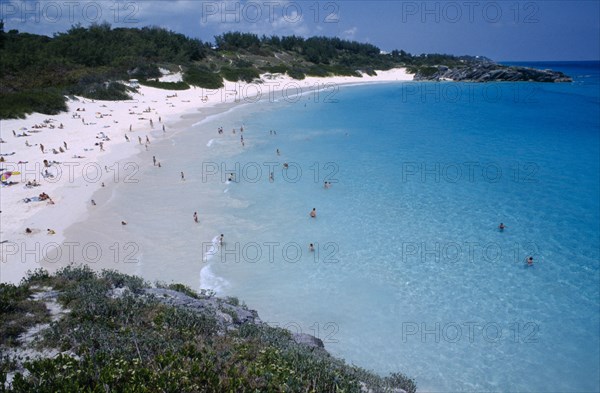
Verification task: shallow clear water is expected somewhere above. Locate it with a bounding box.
[66,62,600,392]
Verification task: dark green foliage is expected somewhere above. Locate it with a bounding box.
[183,66,224,89]
[407,65,439,77]
[0,267,417,392]
[0,89,67,119]
[138,79,190,90]
[220,66,260,82]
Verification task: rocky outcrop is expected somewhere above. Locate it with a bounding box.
[143,288,326,350]
[414,63,572,82]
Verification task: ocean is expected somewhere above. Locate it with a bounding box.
[62,61,600,392]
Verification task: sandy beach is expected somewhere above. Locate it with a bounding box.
[0,68,412,284]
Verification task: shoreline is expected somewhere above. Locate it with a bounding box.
[0,68,413,284]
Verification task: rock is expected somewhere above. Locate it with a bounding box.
[414,62,572,83]
[292,333,324,349]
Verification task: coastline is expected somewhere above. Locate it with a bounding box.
[0,68,413,284]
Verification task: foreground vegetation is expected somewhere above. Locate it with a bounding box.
[0,266,416,392]
[0,21,483,118]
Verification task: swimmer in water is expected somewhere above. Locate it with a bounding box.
[526,256,534,266]
[499,223,506,231]
[219,234,224,245]
[310,208,317,218]
[309,243,315,252]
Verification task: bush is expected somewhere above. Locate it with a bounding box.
[220,66,260,83]
[139,79,190,90]
[0,89,67,119]
[183,66,223,89]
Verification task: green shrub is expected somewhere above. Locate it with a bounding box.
[0,89,67,119]
[139,79,190,90]
[220,66,260,83]
[183,66,223,89]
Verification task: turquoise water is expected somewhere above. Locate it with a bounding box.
[73,62,600,391]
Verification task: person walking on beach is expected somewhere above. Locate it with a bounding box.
[40,144,44,153]
[129,124,132,132]
[153,156,156,166]
[146,136,150,144]
[310,208,317,218]
[193,212,199,223]
[125,134,130,142]
[150,119,154,128]
[162,124,166,132]
[181,171,185,181]
[276,149,280,156]
[63,141,68,150]
[138,136,142,145]
[219,234,224,245]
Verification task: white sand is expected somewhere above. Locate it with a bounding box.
[0,68,413,283]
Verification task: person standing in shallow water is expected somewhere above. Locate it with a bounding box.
[310,208,317,218]
[193,212,199,223]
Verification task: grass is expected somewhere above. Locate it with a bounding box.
[1,266,417,392]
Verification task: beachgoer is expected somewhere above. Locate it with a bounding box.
[181,172,185,181]
[91,200,96,206]
[25,228,32,234]
[138,136,142,145]
[276,149,280,156]
[153,156,156,166]
[162,124,165,132]
[527,256,534,266]
[63,141,68,150]
[47,229,56,235]
[499,223,506,231]
[129,124,132,132]
[219,234,224,245]
[194,212,199,223]
[283,163,289,169]
[310,208,317,218]
[121,221,127,226]
[125,134,130,142]
[309,243,315,252]
[269,172,274,182]
[40,144,45,153]
[146,136,150,144]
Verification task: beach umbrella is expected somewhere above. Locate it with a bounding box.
[1,171,20,182]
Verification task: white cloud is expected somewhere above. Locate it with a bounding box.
[342,26,358,39]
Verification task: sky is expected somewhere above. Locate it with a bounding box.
[1,0,599,61]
